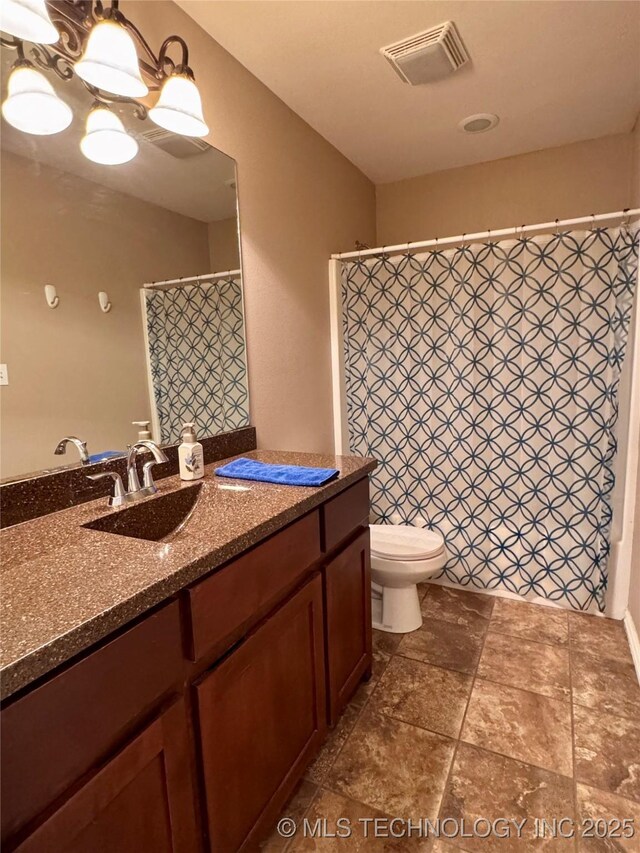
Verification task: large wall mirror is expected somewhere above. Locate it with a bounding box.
[0,43,249,483]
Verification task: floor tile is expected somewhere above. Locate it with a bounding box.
[305,703,362,784]
[326,708,455,819]
[576,783,640,852]
[569,612,634,665]
[489,598,568,646]
[571,648,640,721]
[351,636,392,707]
[478,631,570,701]
[371,655,473,738]
[286,788,431,851]
[417,581,431,602]
[398,617,486,675]
[574,704,640,804]
[421,584,494,628]
[261,779,318,852]
[440,742,575,852]
[431,843,472,853]
[461,679,573,777]
[372,628,403,656]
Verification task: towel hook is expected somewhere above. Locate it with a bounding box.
[44,284,59,309]
[98,291,112,313]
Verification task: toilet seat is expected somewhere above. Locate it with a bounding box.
[370,524,445,561]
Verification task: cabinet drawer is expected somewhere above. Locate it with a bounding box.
[1,601,183,844]
[186,510,321,661]
[321,477,370,552]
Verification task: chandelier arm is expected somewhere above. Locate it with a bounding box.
[81,82,148,120]
[29,43,75,80]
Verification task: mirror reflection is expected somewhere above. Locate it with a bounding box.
[0,45,249,482]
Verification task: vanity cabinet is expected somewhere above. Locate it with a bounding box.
[195,573,326,852]
[1,474,372,853]
[12,700,198,853]
[0,601,185,848]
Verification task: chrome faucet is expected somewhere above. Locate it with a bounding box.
[86,440,168,508]
[126,440,169,497]
[54,436,90,465]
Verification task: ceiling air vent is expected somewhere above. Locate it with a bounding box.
[139,127,211,158]
[380,22,469,85]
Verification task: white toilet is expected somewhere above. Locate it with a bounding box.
[370,523,447,633]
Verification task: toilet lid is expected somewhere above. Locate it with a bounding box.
[370,524,445,561]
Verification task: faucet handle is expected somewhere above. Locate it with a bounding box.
[87,472,128,507]
[142,459,163,494]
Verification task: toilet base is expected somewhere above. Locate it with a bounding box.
[371,583,423,634]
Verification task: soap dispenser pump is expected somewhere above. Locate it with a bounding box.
[133,421,152,441]
[178,422,204,481]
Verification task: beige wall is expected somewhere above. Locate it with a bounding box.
[208,217,241,272]
[123,1,375,454]
[0,151,210,479]
[376,134,636,245]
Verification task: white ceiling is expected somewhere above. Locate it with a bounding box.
[178,0,640,184]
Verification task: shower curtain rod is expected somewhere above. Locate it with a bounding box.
[331,208,640,261]
[144,268,242,291]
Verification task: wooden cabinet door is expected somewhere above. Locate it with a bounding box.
[324,528,372,724]
[195,573,326,853]
[13,700,198,853]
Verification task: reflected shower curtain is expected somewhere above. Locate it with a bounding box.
[144,276,249,444]
[341,227,639,611]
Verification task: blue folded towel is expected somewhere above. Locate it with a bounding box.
[215,457,339,487]
[88,450,125,464]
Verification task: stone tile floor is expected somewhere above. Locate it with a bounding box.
[263,584,640,851]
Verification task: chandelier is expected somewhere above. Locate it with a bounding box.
[0,0,209,165]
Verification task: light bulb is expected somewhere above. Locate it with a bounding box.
[80,106,138,165]
[0,0,59,44]
[149,73,208,138]
[1,64,72,135]
[75,19,148,98]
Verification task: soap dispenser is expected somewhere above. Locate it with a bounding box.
[178,422,204,481]
[133,421,152,441]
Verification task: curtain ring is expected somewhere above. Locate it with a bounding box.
[461,233,466,249]
[590,213,596,232]
[554,218,560,237]
[622,208,630,232]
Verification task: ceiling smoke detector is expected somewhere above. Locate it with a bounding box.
[380,21,469,85]
[459,113,500,134]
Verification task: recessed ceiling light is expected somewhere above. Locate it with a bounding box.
[459,113,500,134]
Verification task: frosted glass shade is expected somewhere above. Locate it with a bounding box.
[2,65,72,135]
[75,20,148,98]
[80,106,138,165]
[149,74,208,137]
[0,0,59,44]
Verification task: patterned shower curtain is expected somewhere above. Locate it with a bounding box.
[341,226,639,612]
[144,276,249,444]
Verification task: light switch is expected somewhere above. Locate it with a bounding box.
[0,364,8,386]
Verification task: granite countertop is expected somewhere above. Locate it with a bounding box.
[1,450,376,701]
